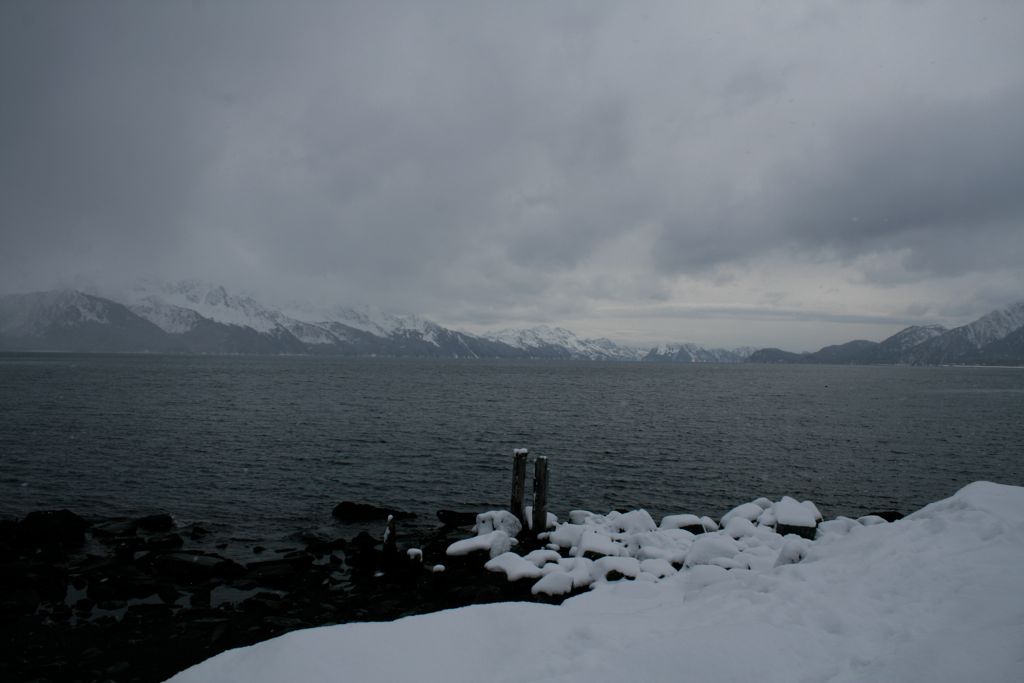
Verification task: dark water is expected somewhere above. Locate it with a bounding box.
[2,354,1022,539]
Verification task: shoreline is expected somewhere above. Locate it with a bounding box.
[1,493,903,683]
[0,505,566,683]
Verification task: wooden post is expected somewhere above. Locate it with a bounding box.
[511,449,528,527]
[532,455,549,537]
[383,514,396,553]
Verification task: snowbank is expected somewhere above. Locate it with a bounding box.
[168,482,1024,683]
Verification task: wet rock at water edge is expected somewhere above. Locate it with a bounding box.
[135,513,176,533]
[437,510,478,528]
[15,509,89,549]
[244,554,315,588]
[332,501,415,523]
[775,523,817,540]
[867,510,904,522]
[145,532,185,551]
[153,551,244,583]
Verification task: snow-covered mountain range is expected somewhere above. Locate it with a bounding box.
[643,343,756,363]
[485,325,646,361]
[1,281,1022,365]
[746,302,1024,365]
[0,281,651,360]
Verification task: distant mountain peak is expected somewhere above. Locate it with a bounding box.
[485,325,645,360]
[643,343,753,363]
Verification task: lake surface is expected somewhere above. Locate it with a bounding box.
[2,354,1022,540]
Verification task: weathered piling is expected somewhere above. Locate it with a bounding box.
[532,455,549,537]
[384,515,397,553]
[511,448,528,527]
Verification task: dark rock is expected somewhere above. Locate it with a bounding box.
[776,523,817,540]
[681,524,706,535]
[111,537,145,561]
[437,510,478,527]
[0,585,40,615]
[136,513,175,533]
[106,661,130,676]
[240,592,288,617]
[153,552,243,583]
[332,501,415,523]
[243,556,313,588]
[0,517,16,544]
[299,532,346,557]
[185,523,211,540]
[145,532,184,551]
[25,563,68,603]
[124,603,172,623]
[50,602,72,621]
[91,518,138,539]
[190,587,211,609]
[350,531,380,549]
[97,598,127,611]
[16,509,89,549]
[157,585,181,605]
[868,510,904,522]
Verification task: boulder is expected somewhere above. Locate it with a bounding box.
[91,518,139,539]
[153,552,243,583]
[776,523,817,540]
[144,533,184,551]
[244,554,315,588]
[16,510,89,549]
[437,510,478,527]
[135,513,175,533]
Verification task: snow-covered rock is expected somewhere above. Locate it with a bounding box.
[445,530,512,559]
[169,482,1024,683]
[484,552,544,581]
[474,510,523,538]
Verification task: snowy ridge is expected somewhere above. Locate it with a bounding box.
[644,342,753,363]
[168,481,1024,683]
[128,280,284,333]
[0,289,110,335]
[883,323,947,351]
[285,302,442,346]
[486,325,643,360]
[129,296,204,334]
[961,301,1024,348]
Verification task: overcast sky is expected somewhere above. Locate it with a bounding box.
[2,1,1022,350]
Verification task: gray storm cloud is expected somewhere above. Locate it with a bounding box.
[1,1,1022,347]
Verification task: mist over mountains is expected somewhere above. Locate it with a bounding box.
[0,281,1022,365]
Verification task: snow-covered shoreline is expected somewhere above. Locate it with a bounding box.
[168,481,1024,683]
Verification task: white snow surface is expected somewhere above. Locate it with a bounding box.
[773,496,819,527]
[445,530,512,559]
[169,481,1024,683]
